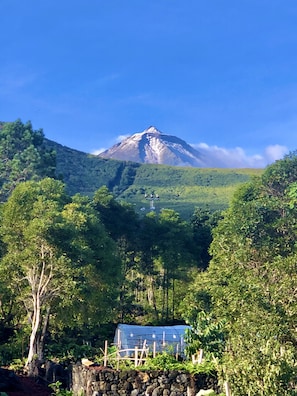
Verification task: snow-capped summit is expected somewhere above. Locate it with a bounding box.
[144,126,161,134]
[98,127,206,167]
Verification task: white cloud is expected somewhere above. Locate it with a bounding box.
[116,134,130,143]
[192,143,289,168]
[264,145,289,163]
[91,138,289,168]
[91,148,106,155]
[91,134,129,155]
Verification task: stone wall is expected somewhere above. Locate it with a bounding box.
[70,364,220,396]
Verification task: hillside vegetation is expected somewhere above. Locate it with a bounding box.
[119,165,262,218]
[2,120,297,394]
[45,139,262,218]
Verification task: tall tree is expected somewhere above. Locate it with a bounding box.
[0,178,73,369]
[0,178,121,371]
[156,209,190,321]
[59,193,122,328]
[190,208,222,269]
[92,186,141,322]
[0,119,56,201]
[139,209,197,323]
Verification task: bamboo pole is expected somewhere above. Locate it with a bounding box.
[116,347,120,370]
[104,340,108,367]
[139,340,147,365]
[117,329,121,348]
[134,346,139,366]
[175,343,179,360]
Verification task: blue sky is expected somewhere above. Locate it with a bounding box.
[1,0,297,167]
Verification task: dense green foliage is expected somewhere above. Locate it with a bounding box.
[0,178,122,372]
[0,120,56,201]
[140,351,217,375]
[0,181,210,366]
[185,152,297,395]
[91,186,205,324]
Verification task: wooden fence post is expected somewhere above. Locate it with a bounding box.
[104,340,108,367]
[176,343,179,360]
[139,340,147,365]
[117,329,121,348]
[134,346,139,366]
[116,348,120,370]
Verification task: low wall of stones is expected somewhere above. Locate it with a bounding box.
[70,364,221,396]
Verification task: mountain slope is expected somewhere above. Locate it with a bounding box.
[98,126,207,167]
[45,138,262,219]
[45,138,141,196]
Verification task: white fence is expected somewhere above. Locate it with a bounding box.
[100,339,184,369]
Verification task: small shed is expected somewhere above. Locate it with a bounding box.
[114,323,190,355]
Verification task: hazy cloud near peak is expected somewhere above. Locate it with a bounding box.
[91,134,130,155]
[92,148,106,155]
[116,134,130,143]
[193,143,289,168]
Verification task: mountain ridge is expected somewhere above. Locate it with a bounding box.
[98,126,208,167]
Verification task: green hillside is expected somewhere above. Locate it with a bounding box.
[118,165,263,218]
[46,139,263,219]
[45,139,135,196]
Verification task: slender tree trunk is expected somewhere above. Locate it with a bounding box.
[161,268,166,320]
[172,277,175,321]
[26,246,52,373]
[147,275,159,321]
[166,267,169,321]
[26,293,41,373]
[37,306,51,360]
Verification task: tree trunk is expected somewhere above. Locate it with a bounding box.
[26,294,41,373]
[147,276,159,321]
[161,268,166,320]
[166,269,169,321]
[172,277,175,321]
[36,306,51,360]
